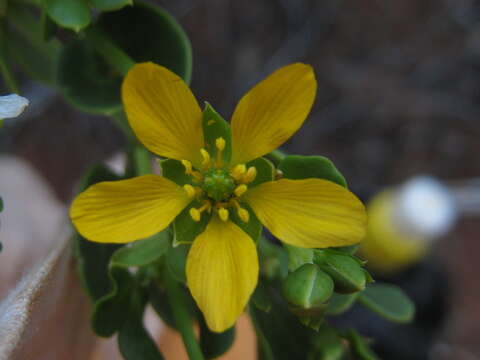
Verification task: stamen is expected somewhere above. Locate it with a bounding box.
[234,184,248,197]
[200,148,211,168]
[183,184,196,198]
[215,137,226,168]
[231,164,246,181]
[190,208,201,222]
[243,166,257,184]
[181,160,193,174]
[189,201,212,222]
[218,207,229,222]
[238,208,250,223]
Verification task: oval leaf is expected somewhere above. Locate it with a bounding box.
[358,283,415,323]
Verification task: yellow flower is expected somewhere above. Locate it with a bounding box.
[70,62,367,332]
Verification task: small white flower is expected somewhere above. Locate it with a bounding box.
[0,94,29,119]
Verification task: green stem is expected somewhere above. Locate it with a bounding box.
[249,307,274,360]
[133,145,151,176]
[266,149,287,166]
[88,27,135,76]
[0,58,18,93]
[165,275,205,360]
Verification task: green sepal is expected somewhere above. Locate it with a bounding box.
[166,242,190,283]
[110,230,170,268]
[172,201,210,246]
[92,266,134,337]
[251,283,272,313]
[332,244,360,255]
[118,286,165,360]
[297,313,326,331]
[315,250,367,294]
[326,293,359,316]
[358,283,415,323]
[282,263,333,309]
[161,159,191,186]
[44,0,91,32]
[90,0,133,12]
[344,329,379,360]
[57,1,192,114]
[202,102,232,164]
[279,155,347,188]
[230,203,262,243]
[199,318,235,359]
[246,157,274,187]
[284,244,313,272]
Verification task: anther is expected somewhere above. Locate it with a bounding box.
[218,207,229,222]
[238,208,250,223]
[183,184,196,198]
[215,137,226,168]
[181,160,193,174]
[200,148,211,168]
[243,166,257,184]
[234,184,248,197]
[190,208,201,222]
[231,164,246,181]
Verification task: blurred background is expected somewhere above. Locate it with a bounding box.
[2,0,480,359]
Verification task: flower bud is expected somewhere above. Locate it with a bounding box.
[317,253,367,294]
[282,263,334,309]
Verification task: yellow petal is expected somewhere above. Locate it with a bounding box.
[122,62,204,166]
[244,179,367,248]
[186,217,259,332]
[230,63,317,165]
[70,175,190,243]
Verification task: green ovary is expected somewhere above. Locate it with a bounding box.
[201,169,236,201]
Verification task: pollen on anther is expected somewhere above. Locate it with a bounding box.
[215,137,226,151]
[218,207,229,222]
[231,164,246,180]
[234,184,248,197]
[238,208,250,223]
[181,160,193,174]
[183,184,196,198]
[200,148,211,167]
[243,167,257,184]
[190,208,201,222]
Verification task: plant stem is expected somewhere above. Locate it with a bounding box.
[88,27,135,76]
[165,275,205,360]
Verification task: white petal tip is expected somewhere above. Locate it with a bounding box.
[0,94,29,119]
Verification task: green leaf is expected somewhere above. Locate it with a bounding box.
[358,283,415,323]
[199,318,235,359]
[7,3,60,84]
[279,155,347,188]
[202,102,232,164]
[284,244,313,272]
[161,159,191,186]
[326,293,359,316]
[44,0,91,32]
[344,329,379,360]
[92,266,134,337]
[111,230,169,268]
[172,201,210,245]
[90,0,132,12]
[251,283,272,313]
[166,243,190,283]
[57,1,192,114]
[247,157,274,188]
[311,324,345,360]
[118,287,165,360]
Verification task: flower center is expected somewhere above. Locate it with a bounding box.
[180,137,257,223]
